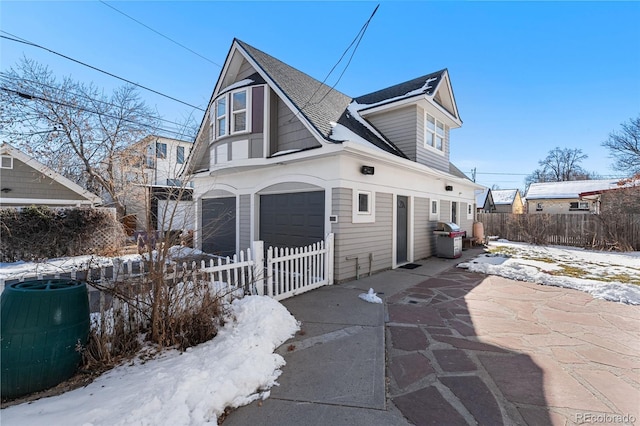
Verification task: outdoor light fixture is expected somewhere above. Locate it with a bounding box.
[445,185,453,191]
[361,165,375,175]
[1,188,12,193]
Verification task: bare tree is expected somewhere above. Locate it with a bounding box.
[602,115,640,175]
[0,58,160,217]
[525,147,596,189]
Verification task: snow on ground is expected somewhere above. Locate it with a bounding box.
[458,240,640,305]
[1,296,300,426]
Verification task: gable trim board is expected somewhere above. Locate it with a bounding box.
[188,39,481,282]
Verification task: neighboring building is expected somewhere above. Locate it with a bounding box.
[117,135,194,232]
[0,143,102,208]
[475,187,496,213]
[579,181,640,214]
[525,180,620,214]
[491,189,524,214]
[185,39,482,282]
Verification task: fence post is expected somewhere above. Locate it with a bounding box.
[252,240,264,296]
[326,233,334,285]
[266,246,274,297]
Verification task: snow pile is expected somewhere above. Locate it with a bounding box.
[359,288,382,304]
[1,296,300,425]
[458,241,640,305]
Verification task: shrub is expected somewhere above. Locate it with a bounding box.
[0,206,126,262]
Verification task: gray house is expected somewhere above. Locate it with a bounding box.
[185,39,482,282]
[0,143,102,208]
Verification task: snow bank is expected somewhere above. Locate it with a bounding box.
[1,296,300,425]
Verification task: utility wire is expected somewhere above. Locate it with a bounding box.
[0,72,195,131]
[1,86,195,140]
[1,32,205,112]
[98,0,222,68]
[296,4,379,116]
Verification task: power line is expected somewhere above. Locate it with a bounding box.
[296,4,379,116]
[0,32,205,112]
[0,72,195,132]
[1,86,194,140]
[98,0,222,68]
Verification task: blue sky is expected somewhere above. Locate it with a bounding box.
[1,1,639,190]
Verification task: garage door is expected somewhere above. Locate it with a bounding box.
[201,197,236,257]
[260,191,324,249]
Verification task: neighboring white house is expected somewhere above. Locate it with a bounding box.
[185,39,482,282]
[525,180,621,214]
[118,135,194,233]
[0,143,102,208]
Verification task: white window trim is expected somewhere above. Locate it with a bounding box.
[1,155,13,169]
[424,112,446,155]
[230,88,250,135]
[215,97,227,138]
[467,203,474,219]
[212,88,252,140]
[352,190,375,223]
[429,199,439,221]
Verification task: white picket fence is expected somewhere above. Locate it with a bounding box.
[202,233,334,301]
[1,234,335,302]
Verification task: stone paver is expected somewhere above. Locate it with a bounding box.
[386,271,640,425]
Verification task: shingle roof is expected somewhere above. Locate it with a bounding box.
[354,70,445,109]
[236,39,407,157]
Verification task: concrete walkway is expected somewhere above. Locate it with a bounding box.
[225,248,640,425]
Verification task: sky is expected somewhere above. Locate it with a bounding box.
[1,1,639,191]
[1,241,639,424]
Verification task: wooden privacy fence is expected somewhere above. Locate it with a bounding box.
[0,234,336,302]
[477,213,640,250]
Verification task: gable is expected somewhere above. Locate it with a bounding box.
[0,143,102,205]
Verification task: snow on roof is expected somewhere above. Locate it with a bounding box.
[475,188,490,206]
[526,180,620,200]
[492,189,518,205]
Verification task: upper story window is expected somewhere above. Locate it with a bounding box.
[176,146,185,164]
[214,88,250,140]
[1,155,13,169]
[156,142,167,159]
[232,90,247,133]
[425,113,445,152]
[216,97,227,137]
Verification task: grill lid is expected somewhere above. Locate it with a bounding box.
[435,222,460,232]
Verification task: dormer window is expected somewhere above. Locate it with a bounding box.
[215,97,227,137]
[231,90,247,133]
[213,88,251,140]
[425,113,445,152]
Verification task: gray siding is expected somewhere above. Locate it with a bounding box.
[440,200,452,223]
[0,159,86,201]
[275,97,319,153]
[239,194,251,251]
[367,106,417,161]
[414,197,433,260]
[194,116,211,171]
[331,188,393,282]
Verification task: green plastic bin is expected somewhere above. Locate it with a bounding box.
[1,279,90,400]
